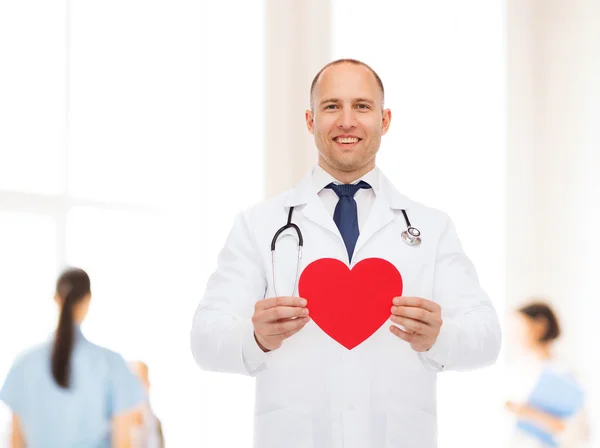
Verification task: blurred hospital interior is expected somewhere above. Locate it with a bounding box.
[0,0,599,446]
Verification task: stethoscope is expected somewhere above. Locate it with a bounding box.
[400,209,422,247]
[270,207,421,297]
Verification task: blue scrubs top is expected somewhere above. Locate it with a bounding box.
[0,326,145,447]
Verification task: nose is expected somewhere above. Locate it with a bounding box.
[337,107,357,130]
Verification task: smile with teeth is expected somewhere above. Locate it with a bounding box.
[334,137,361,144]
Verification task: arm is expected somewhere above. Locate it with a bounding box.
[418,215,502,371]
[107,354,146,448]
[10,414,25,448]
[112,409,139,448]
[506,401,592,444]
[506,401,565,433]
[520,406,564,433]
[190,212,270,376]
[0,358,27,448]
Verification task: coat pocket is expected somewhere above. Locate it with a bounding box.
[254,408,313,448]
[386,403,437,448]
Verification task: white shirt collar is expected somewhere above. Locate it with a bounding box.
[312,164,380,195]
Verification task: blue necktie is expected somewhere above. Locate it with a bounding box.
[325,181,371,262]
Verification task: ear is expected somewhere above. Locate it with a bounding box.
[305,109,315,135]
[381,108,392,136]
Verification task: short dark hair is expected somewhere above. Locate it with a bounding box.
[518,301,561,343]
[310,58,385,109]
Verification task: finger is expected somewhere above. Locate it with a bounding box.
[274,315,308,324]
[281,325,304,340]
[392,296,439,313]
[264,317,310,336]
[390,315,430,335]
[263,306,309,323]
[257,296,307,311]
[390,305,432,324]
[389,325,421,342]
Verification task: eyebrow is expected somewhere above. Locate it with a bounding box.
[319,98,375,106]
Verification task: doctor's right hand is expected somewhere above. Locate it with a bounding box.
[252,297,310,352]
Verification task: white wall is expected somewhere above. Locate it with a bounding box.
[264,0,331,197]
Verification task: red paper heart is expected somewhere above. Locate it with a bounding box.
[298,258,403,350]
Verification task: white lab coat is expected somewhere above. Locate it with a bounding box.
[191,167,502,448]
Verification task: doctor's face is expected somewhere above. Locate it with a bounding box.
[306,63,391,180]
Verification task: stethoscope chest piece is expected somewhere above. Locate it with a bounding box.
[401,226,421,246]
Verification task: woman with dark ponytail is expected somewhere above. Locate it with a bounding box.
[52,267,92,388]
[0,267,145,447]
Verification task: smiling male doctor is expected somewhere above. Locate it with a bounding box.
[190,58,502,448]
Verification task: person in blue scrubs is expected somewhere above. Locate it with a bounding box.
[0,267,145,447]
[505,302,591,447]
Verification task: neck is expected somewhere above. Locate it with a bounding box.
[318,158,376,184]
[533,343,552,361]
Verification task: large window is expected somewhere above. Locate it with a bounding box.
[332,1,507,446]
[0,1,264,446]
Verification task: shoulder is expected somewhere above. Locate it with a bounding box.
[227,188,297,241]
[240,189,291,222]
[88,343,128,366]
[0,343,50,408]
[240,168,315,224]
[378,171,452,232]
[403,195,450,226]
[8,341,51,372]
[83,345,141,402]
[77,339,130,373]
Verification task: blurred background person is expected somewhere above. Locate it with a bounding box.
[129,361,164,448]
[0,267,145,447]
[505,301,590,447]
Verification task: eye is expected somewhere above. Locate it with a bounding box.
[356,104,370,109]
[324,104,338,110]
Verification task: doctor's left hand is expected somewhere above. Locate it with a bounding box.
[389,297,443,352]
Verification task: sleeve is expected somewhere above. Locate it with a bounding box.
[0,357,26,417]
[190,211,270,377]
[418,214,502,372]
[107,353,145,417]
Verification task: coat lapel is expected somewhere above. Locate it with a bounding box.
[284,167,412,260]
[353,170,411,258]
[284,169,342,243]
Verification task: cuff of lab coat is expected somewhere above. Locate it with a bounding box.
[241,319,269,376]
[417,318,458,372]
